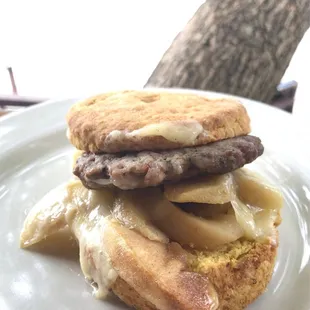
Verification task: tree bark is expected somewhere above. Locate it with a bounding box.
[145,0,310,103]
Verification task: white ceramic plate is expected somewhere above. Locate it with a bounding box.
[0,89,309,310]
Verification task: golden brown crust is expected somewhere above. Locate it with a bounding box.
[66,90,251,153]
[106,222,277,310]
[191,239,277,310]
[112,277,157,310]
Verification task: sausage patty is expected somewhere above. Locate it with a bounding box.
[73,135,263,190]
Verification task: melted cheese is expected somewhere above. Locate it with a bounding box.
[108,121,205,144]
[66,183,118,298]
[93,178,112,186]
[20,181,118,299]
[130,121,204,144]
[72,211,118,298]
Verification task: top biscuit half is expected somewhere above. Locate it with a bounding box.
[66,90,251,153]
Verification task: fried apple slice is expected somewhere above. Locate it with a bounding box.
[104,222,219,310]
[20,180,114,248]
[164,174,233,204]
[112,190,169,243]
[20,182,74,248]
[181,203,232,218]
[127,188,243,249]
[233,169,283,210]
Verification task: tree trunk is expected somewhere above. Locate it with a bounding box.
[145,0,310,103]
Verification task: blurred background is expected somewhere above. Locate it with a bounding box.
[0,0,309,115]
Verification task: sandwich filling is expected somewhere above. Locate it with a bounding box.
[20,168,282,309]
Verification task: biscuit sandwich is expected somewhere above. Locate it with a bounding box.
[20,90,283,310]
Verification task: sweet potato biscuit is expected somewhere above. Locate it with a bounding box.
[109,224,277,310]
[66,90,251,153]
